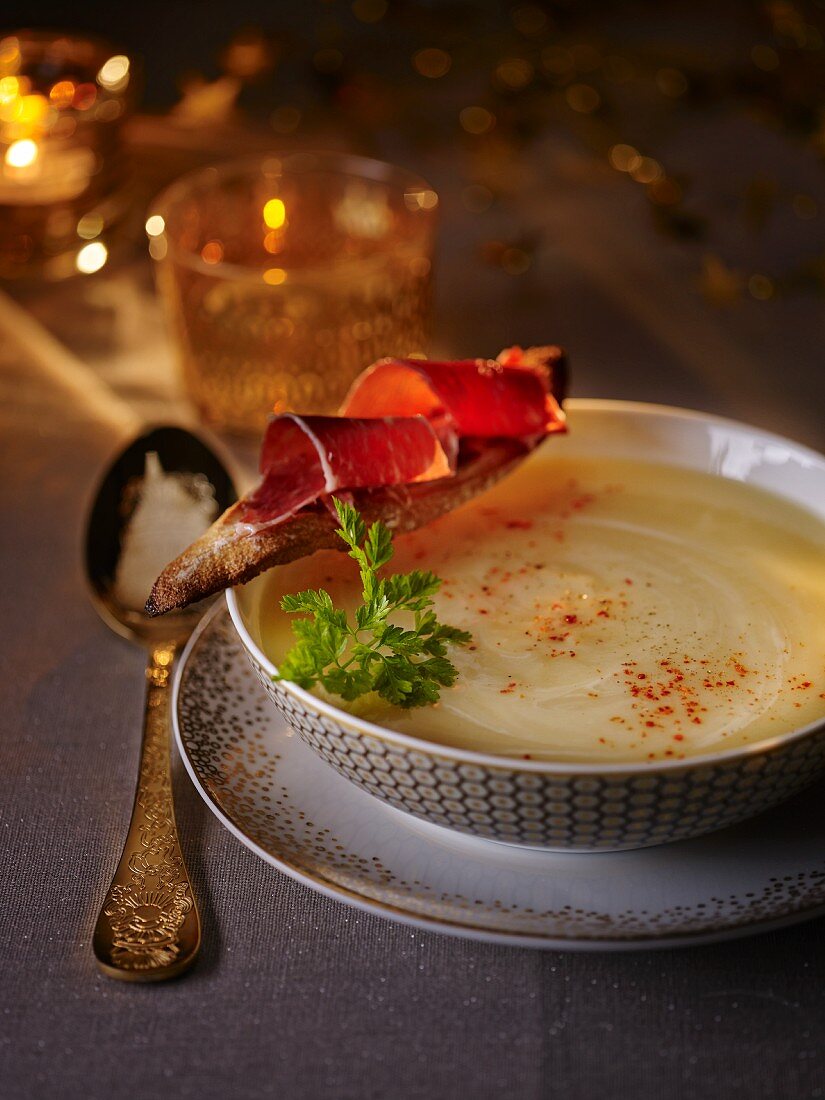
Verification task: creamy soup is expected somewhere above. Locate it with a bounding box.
[250,455,825,763]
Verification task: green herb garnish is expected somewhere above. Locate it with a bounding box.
[275,498,472,708]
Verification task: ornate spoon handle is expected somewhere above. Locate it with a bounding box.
[93,644,201,981]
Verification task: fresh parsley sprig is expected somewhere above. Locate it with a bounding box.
[275,498,471,709]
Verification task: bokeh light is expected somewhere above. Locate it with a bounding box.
[5,138,37,168]
[201,240,224,264]
[511,4,548,36]
[145,214,165,237]
[502,247,531,275]
[0,76,20,106]
[404,188,438,211]
[17,94,48,127]
[148,236,167,261]
[263,231,283,253]
[656,68,688,97]
[648,178,682,205]
[609,143,639,171]
[460,106,495,134]
[495,58,534,90]
[628,156,663,184]
[72,84,97,111]
[0,36,20,68]
[263,198,286,229]
[352,0,387,23]
[748,274,774,300]
[76,241,108,274]
[412,48,451,79]
[97,55,130,91]
[49,80,75,109]
[77,212,104,239]
[565,84,601,114]
[751,45,780,71]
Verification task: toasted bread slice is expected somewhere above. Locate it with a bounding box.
[146,441,527,615]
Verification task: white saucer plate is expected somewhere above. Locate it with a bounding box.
[174,606,825,951]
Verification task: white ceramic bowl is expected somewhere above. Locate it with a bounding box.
[227,400,825,851]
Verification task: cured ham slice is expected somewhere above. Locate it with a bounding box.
[243,413,453,527]
[146,344,567,616]
[341,356,564,439]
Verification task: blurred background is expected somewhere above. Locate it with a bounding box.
[3,0,824,448]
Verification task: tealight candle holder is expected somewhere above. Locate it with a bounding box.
[0,30,135,280]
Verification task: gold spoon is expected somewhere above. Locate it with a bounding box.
[85,426,235,981]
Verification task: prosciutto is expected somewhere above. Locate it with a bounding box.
[341,356,565,439]
[242,352,564,528]
[146,345,567,615]
[242,414,453,527]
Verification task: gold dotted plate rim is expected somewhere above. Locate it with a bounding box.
[173,604,825,951]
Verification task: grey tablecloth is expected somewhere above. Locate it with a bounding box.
[2,136,824,1100]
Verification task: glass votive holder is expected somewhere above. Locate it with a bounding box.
[148,152,437,436]
[0,30,135,281]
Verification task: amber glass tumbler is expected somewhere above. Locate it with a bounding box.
[149,152,437,435]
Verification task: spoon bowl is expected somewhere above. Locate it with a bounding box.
[85,424,235,981]
[85,425,236,647]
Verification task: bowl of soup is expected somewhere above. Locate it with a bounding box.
[226,400,825,851]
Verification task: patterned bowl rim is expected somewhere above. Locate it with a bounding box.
[226,398,825,777]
